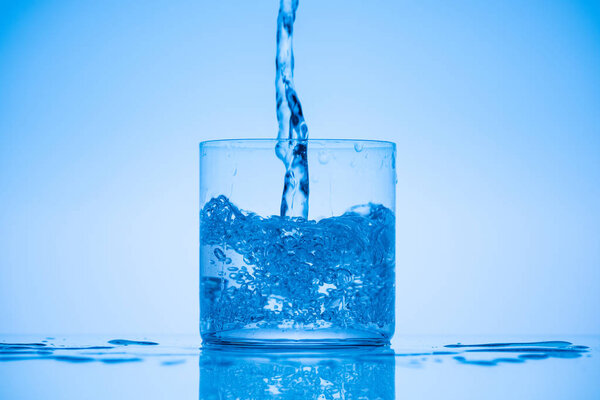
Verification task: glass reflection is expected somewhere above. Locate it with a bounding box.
[199,346,395,399]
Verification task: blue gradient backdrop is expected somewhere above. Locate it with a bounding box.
[0,0,599,338]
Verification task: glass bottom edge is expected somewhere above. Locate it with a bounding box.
[201,329,391,349]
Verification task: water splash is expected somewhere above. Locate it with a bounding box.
[275,0,310,219]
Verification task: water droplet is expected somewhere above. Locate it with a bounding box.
[354,142,364,152]
[318,150,331,164]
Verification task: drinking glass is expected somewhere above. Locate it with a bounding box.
[200,139,396,347]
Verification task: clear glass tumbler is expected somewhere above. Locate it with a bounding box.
[200,139,396,347]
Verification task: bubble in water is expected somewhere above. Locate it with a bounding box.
[318,283,336,295]
[264,295,285,312]
[243,254,257,265]
[318,150,331,164]
[214,248,226,261]
[336,269,353,287]
[354,142,364,152]
[200,196,395,335]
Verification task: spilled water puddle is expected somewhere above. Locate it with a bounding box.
[0,338,591,368]
[0,339,184,365]
[444,341,589,366]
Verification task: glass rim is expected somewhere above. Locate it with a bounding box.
[199,138,396,148]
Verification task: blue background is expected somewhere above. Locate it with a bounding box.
[0,0,598,338]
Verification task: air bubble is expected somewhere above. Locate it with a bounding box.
[318,150,331,164]
[214,248,226,261]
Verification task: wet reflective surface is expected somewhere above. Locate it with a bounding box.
[0,335,597,399]
[200,346,395,399]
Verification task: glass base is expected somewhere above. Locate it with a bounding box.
[202,328,390,348]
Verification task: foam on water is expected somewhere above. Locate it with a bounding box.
[200,195,395,344]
